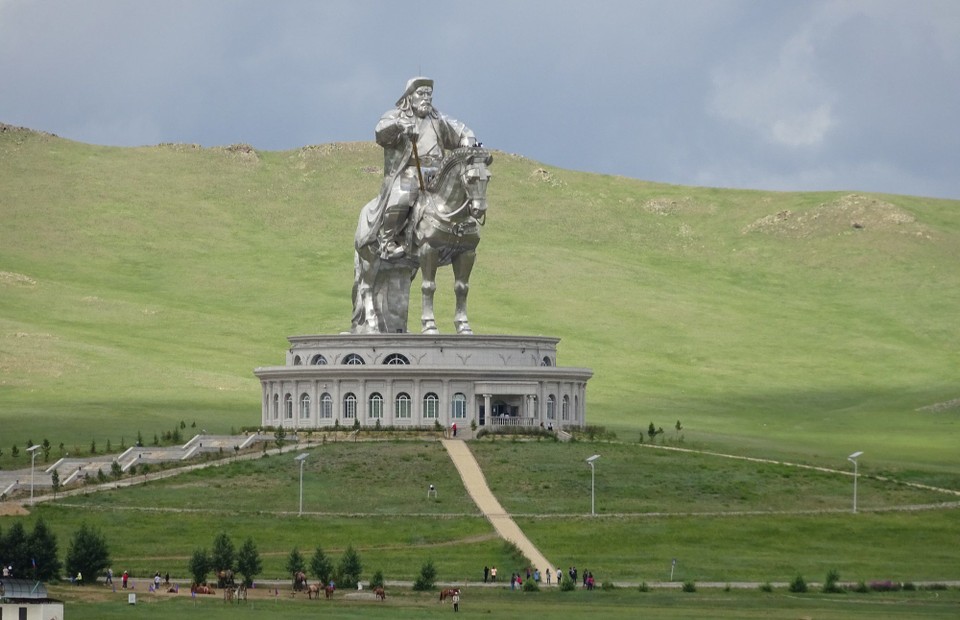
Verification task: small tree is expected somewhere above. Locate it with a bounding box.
[286,547,305,580]
[336,545,363,589]
[110,461,122,481]
[189,548,211,585]
[647,422,657,441]
[236,538,262,587]
[310,546,334,585]
[51,469,61,499]
[65,523,110,584]
[789,574,808,593]
[28,518,61,581]
[412,559,436,591]
[90,440,97,455]
[823,568,843,593]
[274,427,287,449]
[41,439,51,463]
[370,569,385,589]
[1,522,29,576]
[211,532,236,575]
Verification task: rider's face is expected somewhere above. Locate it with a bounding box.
[410,87,433,117]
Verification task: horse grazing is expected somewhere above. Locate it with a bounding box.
[374,586,386,600]
[353,147,492,335]
[439,587,460,602]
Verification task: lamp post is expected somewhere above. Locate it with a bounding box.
[27,444,42,506]
[586,454,600,515]
[848,451,863,513]
[294,452,309,516]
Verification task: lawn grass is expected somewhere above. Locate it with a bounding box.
[49,583,960,620]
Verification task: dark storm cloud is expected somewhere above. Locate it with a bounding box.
[1,0,957,198]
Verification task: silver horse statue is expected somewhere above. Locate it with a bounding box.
[352,146,492,334]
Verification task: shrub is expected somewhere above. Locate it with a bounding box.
[637,581,650,592]
[789,575,807,593]
[681,580,696,592]
[869,580,901,592]
[823,568,844,593]
[560,577,576,591]
[412,560,436,591]
[523,578,540,592]
[902,582,916,591]
[919,583,948,591]
[369,569,385,589]
[852,581,869,593]
[601,581,616,591]
[759,582,773,593]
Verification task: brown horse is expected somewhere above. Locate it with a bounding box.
[374,586,386,600]
[324,584,336,599]
[439,587,460,602]
[307,584,321,600]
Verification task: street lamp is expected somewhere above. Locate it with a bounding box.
[586,454,600,515]
[27,445,42,506]
[848,451,863,513]
[294,452,309,516]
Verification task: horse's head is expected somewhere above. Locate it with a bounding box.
[460,148,493,220]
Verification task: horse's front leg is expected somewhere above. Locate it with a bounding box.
[420,247,440,334]
[452,250,476,335]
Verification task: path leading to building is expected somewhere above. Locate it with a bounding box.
[441,438,554,583]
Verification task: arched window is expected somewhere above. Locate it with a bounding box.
[272,394,279,420]
[293,355,302,366]
[368,392,383,419]
[541,356,553,367]
[546,395,556,420]
[396,392,411,419]
[423,393,439,419]
[452,392,467,419]
[343,353,366,365]
[311,354,328,365]
[284,393,294,420]
[320,392,333,419]
[343,393,357,420]
[383,353,410,365]
[299,393,311,419]
[562,395,570,421]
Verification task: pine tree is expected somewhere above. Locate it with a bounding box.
[65,523,110,584]
[211,532,235,573]
[236,538,262,587]
[188,548,211,585]
[309,546,334,585]
[336,545,363,589]
[28,518,62,580]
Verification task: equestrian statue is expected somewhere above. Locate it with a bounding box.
[352,77,492,334]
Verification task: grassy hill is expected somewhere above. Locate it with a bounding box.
[1,123,959,483]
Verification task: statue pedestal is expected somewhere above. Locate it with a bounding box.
[254,334,592,434]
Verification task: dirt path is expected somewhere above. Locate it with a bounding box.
[441,438,554,583]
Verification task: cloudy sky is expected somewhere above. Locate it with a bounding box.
[2,0,958,199]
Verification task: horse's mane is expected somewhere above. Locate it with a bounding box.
[426,146,492,192]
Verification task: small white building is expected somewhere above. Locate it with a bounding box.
[0,579,64,620]
[255,334,592,433]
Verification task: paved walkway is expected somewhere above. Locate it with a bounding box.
[441,439,554,584]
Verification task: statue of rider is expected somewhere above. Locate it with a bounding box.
[361,77,478,260]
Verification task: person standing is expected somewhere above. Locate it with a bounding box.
[490,566,497,582]
[546,568,551,584]
[106,567,113,585]
[452,589,460,612]
[122,570,129,589]
[483,565,489,583]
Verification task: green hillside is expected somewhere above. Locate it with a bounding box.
[1,123,958,482]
